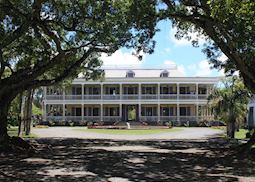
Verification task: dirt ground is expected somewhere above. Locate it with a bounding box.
[0,138,255,182]
[32,127,224,140]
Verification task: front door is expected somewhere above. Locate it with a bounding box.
[127,105,136,121]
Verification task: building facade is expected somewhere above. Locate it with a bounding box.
[42,67,219,126]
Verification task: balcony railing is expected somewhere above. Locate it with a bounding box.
[103,95,120,100]
[140,116,158,122]
[179,94,197,100]
[83,95,101,100]
[141,94,158,100]
[179,116,197,121]
[160,94,177,100]
[84,116,101,121]
[65,95,82,100]
[160,116,178,121]
[103,116,121,122]
[45,94,208,100]
[122,94,139,100]
[65,116,82,121]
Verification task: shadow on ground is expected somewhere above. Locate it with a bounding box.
[0,138,255,182]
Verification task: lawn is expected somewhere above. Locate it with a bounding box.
[235,129,249,140]
[75,127,182,135]
[7,127,37,138]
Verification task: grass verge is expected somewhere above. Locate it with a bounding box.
[235,129,249,140]
[8,127,37,138]
[75,127,182,135]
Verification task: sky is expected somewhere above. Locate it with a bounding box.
[101,20,227,77]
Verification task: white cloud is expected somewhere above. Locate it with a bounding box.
[163,60,186,76]
[169,27,207,46]
[101,50,145,66]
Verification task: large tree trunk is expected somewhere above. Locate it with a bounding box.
[18,93,26,137]
[226,121,235,138]
[25,89,34,136]
[0,95,14,143]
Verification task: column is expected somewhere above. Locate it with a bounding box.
[177,83,180,126]
[81,104,84,121]
[139,104,141,122]
[120,83,122,100]
[138,83,141,100]
[158,83,160,99]
[100,104,103,121]
[177,103,180,126]
[63,86,65,100]
[62,104,65,121]
[101,83,103,99]
[196,83,198,99]
[82,84,84,100]
[43,103,47,121]
[196,104,199,124]
[177,83,179,100]
[43,87,47,100]
[119,104,122,120]
[157,104,160,122]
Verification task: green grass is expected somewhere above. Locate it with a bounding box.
[235,129,249,139]
[75,127,182,135]
[8,127,37,138]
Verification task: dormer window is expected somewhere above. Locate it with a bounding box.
[160,70,169,77]
[126,70,135,78]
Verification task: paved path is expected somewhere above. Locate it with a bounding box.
[32,127,224,140]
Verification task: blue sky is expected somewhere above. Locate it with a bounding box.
[101,20,226,77]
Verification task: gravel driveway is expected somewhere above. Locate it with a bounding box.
[32,127,224,140]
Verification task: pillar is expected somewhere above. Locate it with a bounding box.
[81,104,84,121]
[139,104,141,122]
[177,83,179,100]
[101,83,103,99]
[158,104,160,122]
[120,83,122,100]
[177,103,180,126]
[119,103,122,120]
[63,86,65,100]
[100,104,103,121]
[62,104,65,121]
[196,104,199,123]
[82,84,84,100]
[196,83,198,99]
[43,103,47,121]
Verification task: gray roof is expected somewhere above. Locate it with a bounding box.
[103,67,184,78]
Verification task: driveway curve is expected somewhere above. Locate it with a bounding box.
[32,127,224,140]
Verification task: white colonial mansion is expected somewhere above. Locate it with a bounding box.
[42,66,219,126]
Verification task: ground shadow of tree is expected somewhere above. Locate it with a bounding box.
[0,138,254,181]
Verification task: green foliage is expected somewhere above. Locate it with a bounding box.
[0,0,157,96]
[208,76,251,124]
[32,104,42,116]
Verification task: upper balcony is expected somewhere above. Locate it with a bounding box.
[44,84,210,101]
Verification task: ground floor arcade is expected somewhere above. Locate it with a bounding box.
[43,104,213,125]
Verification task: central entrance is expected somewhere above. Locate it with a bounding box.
[127,105,136,121]
[122,104,139,122]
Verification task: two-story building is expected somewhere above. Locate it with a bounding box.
[42,66,219,126]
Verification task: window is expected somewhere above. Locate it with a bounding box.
[180,107,191,116]
[160,70,169,77]
[126,70,135,78]
[180,87,190,94]
[198,87,207,94]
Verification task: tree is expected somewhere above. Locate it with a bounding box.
[0,0,157,143]
[157,0,255,147]
[208,77,250,138]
